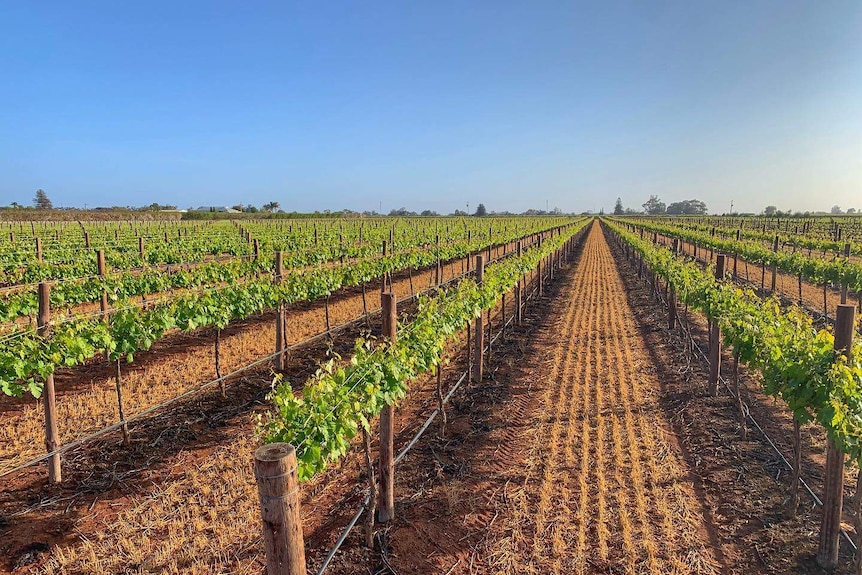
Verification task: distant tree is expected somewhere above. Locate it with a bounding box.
[243,204,259,213]
[763,205,778,217]
[831,205,843,214]
[848,208,857,214]
[599,207,605,215]
[145,202,177,211]
[33,189,52,209]
[420,209,438,216]
[666,199,708,215]
[452,209,468,216]
[10,201,21,209]
[642,195,665,215]
[624,207,640,214]
[473,203,487,217]
[613,198,624,215]
[263,201,280,213]
[231,204,244,212]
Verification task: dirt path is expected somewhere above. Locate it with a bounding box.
[502,223,720,574]
[380,222,722,575]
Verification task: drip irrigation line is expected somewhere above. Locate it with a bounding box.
[617,229,858,553]
[2,233,544,331]
[313,238,576,573]
[0,233,548,479]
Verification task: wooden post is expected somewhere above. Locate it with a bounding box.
[38,283,61,483]
[254,239,260,261]
[96,249,109,319]
[381,241,388,294]
[254,443,307,575]
[35,237,43,263]
[538,239,544,297]
[274,252,286,371]
[770,235,779,293]
[708,255,725,396]
[378,292,397,523]
[516,241,523,326]
[817,304,856,569]
[138,237,145,265]
[841,243,850,304]
[472,255,485,383]
[435,235,441,286]
[668,239,678,329]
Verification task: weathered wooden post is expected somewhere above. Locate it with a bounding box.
[472,256,485,383]
[435,234,441,286]
[770,235,779,293]
[254,443,307,575]
[378,292,397,523]
[138,237,146,265]
[515,241,523,326]
[254,239,260,261]
[669,240,678,330]
[708,255,725,395]
[817,304,856,569]
[274,252,286,371]
[97,250,109,321]
[35,237,43,264]
[37,283,61,483]
[841,243,851,304]
[381,240,388,294]
[538,239,544,297]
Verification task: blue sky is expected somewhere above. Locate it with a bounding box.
[1,1,860,214]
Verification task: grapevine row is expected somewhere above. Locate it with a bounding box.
[0,219,585,398]
[604,219,862,461]
[0,219,561,323]
[632,216,862,257]
[261,221,589,480]
[611,217,862,294]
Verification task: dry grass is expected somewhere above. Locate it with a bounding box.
[18,245,515,573]
[39,430,264,574]
[493,225,720,575]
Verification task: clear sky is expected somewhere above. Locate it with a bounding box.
[1,1,860,214]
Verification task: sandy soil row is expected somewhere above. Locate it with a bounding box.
[498,223,719,574]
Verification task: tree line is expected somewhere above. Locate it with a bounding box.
[614,196,708,215]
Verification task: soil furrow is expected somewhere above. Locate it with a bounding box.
[511,222,720,574]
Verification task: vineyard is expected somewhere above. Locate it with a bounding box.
[2,214,862,574]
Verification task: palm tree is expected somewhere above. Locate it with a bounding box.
[263,201,280,212]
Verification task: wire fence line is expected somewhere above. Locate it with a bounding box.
[0,233,541,479]
[313,252,552,575]
[619,230,858,552]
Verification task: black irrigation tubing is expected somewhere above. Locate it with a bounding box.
[645,229,862,327]
[616,231,859,552]
[4,235,540,329]
[0,237,541,480]
[316,300,526,574]
[314,240,575,574]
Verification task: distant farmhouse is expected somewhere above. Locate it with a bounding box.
[193,206,241,213]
